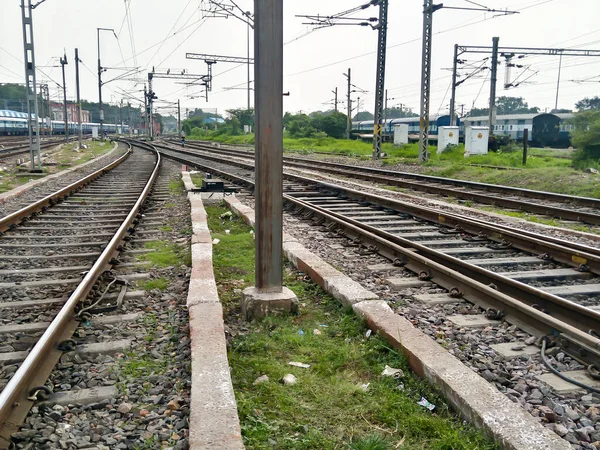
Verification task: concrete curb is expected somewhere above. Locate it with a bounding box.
[223,194,569,450]
[0,141,120,205]
[184,176,245,449]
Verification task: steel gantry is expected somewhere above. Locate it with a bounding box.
[449,42,600,131]
[146,69,210,139]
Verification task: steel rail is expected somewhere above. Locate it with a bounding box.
[0,142,160,446]
[147,142,600,368]
[0,148,130,231]
[182,139,600,210]
[149,141,600,264]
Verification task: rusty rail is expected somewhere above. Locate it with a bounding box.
[0,143,160,447]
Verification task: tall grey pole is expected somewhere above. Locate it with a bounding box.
[247,12,251,111]
[254,0,283,292]
[143,84,148,136]
[333,87,338,112]
[60,52,68,142]
[418,0,437,163]
[345,68,351,139]
[554,53,563,111]
[20,0,42,170]
[488,37,499,136]
[75,48,82,147]
[177,99,181,136]
[450,43,458,126]
[97,29,104,141]
[148,73,154,139]
[371,0,388,160]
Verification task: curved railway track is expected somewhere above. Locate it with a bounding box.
[0,142,160,447]
[174,139,600,226]
[142,139,600,374]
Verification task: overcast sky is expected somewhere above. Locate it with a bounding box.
[1,0,599,119]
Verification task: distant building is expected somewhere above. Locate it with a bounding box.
[50,102,90,122]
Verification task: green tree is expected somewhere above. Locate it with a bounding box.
[467,96,540,117]
[576,96,600,111]
[384,106,418,119]
[226,108,254,128]
[311,112,348,139]
[354,111,373,121]
[570,110,600,162]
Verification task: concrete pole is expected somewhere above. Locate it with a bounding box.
[177,99,181,136]
[247,12,251,111]
[97,29,104,141]
[345,68,351,139]
[333,87,338,112]
[254,0,283,292]
[75,48,82,147]
[450,44,458,126]
[488,36,499,136]
[418,0,435,163]
[554,53,563,111]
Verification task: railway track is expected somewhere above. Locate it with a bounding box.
[0,142,160,447]
[143,139,600,375]
[0,138,70,161]
[175,139,600,227]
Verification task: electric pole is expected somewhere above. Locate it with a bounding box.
[60,51,68,142]
[20,0,42,170]
[74,48,82,147]
[555,53,563,111]
[177,99,181,136]
[332,88,338,112]
[488,36,499,136]
[372,0,388,160]
[449,43,458,126]
[344,68,351,139]
[143,84,148,137]
[119,99,123,134]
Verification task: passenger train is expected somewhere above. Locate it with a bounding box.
[352,112,574,147]
[0,110,129,136]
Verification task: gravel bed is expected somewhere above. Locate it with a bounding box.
[0,142,127,218]
[287,167,600,249]
[10,158,192,450]
[225,192,599,449]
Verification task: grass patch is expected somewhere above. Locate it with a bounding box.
[206,203,498,450]
[139,277,169,291]
[482,207,600,235]
[169,178,185,194]
[190,173,204,187]
[138,240,191,268]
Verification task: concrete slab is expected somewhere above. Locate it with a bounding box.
[241,286,299,320]
[447,315,502,328]
[536,371,600,394]
[414,294,462,305]
[0,339,132,364]
[490,342,539,358]
[352,300,571,450]
[47,386,118,406]
[367,263,399,271]
[183,178,245,449]
[386,278,430,290]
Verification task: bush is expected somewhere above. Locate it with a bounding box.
[570,110,600,163]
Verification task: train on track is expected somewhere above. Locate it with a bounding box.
[0,109,129,136]
[352,112,574,147]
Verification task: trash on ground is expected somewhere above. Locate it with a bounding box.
[253,375,269,385]
[417,397,436,411]
[365,329,372,339]
[313,329,322,335]
[298,329,305,335]
[212,238,220,245]
[359,383,370,392]
[288,361,310,369]
[219,211,233,219]
[282,374,297,385]
[381,365,405,378]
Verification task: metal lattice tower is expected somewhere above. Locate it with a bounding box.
[371,0,388,160]
[418,0,440,163]
[20,0,41,170]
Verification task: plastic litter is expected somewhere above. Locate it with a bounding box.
[313,329,322,335]
[381,365,404,378]
[212,238,220,245]
[288,361,310,369]
[417,397,436,411]
[282,374,297,385]
[318,324,329,328]
[365,329,372,339]
[225,229,231,235]
[359,383,370,392]
[219,211,233,219]
[298,329,305,335]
